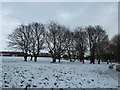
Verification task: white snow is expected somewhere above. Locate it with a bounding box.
[2,56,119,88]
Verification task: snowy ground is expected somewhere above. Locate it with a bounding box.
[1,56,119,88]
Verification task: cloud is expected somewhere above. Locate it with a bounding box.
[1,6,21,51]
[0,2,2,51]
[1,2,118,51]
[59,12,70,19]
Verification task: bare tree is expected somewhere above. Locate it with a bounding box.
[110,34,120,63]
[8,20,111,64]
[8,24,33,61]
[62,30,75,62]
[86,25,109,64]
[8,22,45,62]
[74,27,88,64]
[86,25,97,64]
[46,21,68,63]
[30,22,45,62]
[95,25,109,64]
[55,25,68,63]
[45,21,59,63]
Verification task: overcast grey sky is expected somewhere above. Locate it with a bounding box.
[1,2,118,51]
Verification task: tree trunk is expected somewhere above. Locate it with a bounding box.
[79,55,82,62]
[80,52,84,63]
[82,56,84,64]
[52,57,56,63]
[58,55,61,63]
[98,59,100,64]
[30,55,33,61]
[50,51,56,63]
[68,53,72,62]
[24,51,27,61]
[90,48,95,64]
[82,53,85,64]
[59,58,60,63]
[74,57,76,62]
[90,56,95,64]
[24,55,27,61]
[90,59,95,64]
[34,56,37,62]
[96,50,100,64]
[83,59,84,64]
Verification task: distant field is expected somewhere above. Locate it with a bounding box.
[2,56,118,88]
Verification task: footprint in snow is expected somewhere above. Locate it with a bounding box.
[91,79,94,81]
[33,85,37,87]
[5,85,8,87]
[31,77,34,79]
[28,79,32,82]
[54,82,57,86]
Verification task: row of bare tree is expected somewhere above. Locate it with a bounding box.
[8,21,119,64]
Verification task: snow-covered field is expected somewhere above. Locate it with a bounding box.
[2,56,119,88]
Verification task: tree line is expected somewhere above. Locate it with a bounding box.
[8,21,120,64]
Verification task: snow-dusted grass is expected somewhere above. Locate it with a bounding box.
[2,56,118,88]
